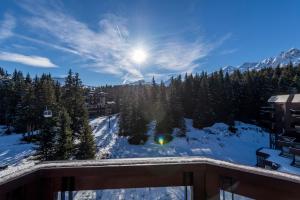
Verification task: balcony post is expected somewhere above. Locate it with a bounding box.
[205,168,220,200]
[192,171,206,200]
[40,177,55,200]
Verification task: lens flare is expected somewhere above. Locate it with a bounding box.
[158,136,164,145]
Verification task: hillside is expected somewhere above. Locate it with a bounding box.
[76,115,271,199]
[90,115,268,164]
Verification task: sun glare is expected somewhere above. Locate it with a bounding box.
[130,48,148,64]
[158,136,164,145]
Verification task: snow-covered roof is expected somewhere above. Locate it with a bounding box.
[268,95,290,103]
[292,94,300,103]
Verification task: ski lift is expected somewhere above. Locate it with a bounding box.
[43,106,53,118]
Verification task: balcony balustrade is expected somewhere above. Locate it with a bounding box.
[1,157,300,200]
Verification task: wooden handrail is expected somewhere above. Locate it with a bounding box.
[1,157,300,200]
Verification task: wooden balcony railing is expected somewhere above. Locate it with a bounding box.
[1,157,300,200]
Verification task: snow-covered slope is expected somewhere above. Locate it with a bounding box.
[238,62,258,72]
[75,116,268,199]
[223,48,300,73]
[255,48,300,69]
[0,116,281,173]
[222,65,236,74]
[0,116,295,199]
[0,126,35,167]
[91,116,268,166]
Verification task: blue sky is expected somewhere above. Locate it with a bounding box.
[0,0,300,85]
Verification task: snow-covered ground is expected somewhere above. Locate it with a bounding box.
[0,126,36,168]
[71,115,267,199]
[0,115,293,199]
[71,186,192,200]
[260,148,300,174]
[91,116,268,167]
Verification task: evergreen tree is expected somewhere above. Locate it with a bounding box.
[14,82,36,135]
[76,121,96,159]
[36,116,58,161]
[182,73,194,118]
[155,82,173,134]
[63,70,96,158]
[169,77,186,135]
[63,70,87,139]
[55,109,73,160]
[193,75,215,128]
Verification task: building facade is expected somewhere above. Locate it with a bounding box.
[85,90,107,116]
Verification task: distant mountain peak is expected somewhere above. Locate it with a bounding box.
[123,79,149,85]
[222,65,236,73]
[222,48,300,73]
[279,48,300,59]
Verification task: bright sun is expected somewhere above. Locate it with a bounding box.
[130,48,148,64]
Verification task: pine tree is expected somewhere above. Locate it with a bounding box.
[36,116,58,161]
[0,67,6,77]
[55,109,73,160]
[169,77,186,136]
[182,73,194,118]
[118,90,131,136]
[193,75,215,128]
[34,74,61,160]
[0,74,14,125]
[129,85,148,144]
[119,85,149,144]
[76,121,96,159]
[63,70,87,138]
[155,82,173,135]
[14,83,36,135]
[63,70,96,158]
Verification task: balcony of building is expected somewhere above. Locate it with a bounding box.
[1,157,300,200]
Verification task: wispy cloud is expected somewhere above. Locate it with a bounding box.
[151,40,208,72]
[220,48,238,55]
[19,1,230,82]
[15,34,80,55]
[0,13,15,41]
[0,52,57,68]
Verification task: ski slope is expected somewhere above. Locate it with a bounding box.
[73,115,268,200]
[0,126,35,167]
[91,116,268,166]
[0,115,292,200]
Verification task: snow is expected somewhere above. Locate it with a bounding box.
[259,148,300,175]
[1,115,299,199]
[222,48,300,73]
[0,126,35,167]
[73,187,192,200]
[92,118,268,168]
[268,95,289,103]
[90,116,119,159]
[222,65,236,74]
[74,116,270,199]
[292,94,300,103]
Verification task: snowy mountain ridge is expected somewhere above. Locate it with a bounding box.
[125,48,300,85]
[223,48,300,73]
